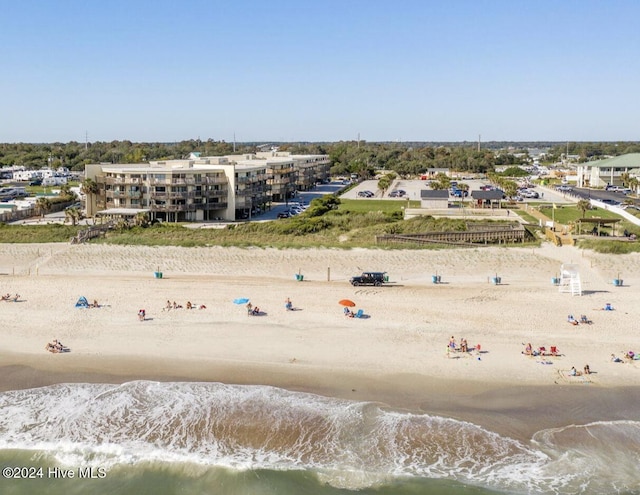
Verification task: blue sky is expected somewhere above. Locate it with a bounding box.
[1,0,639,143]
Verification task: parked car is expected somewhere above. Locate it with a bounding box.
[277,212,291,219]
[388,191,399,197]
[349,271,388,286]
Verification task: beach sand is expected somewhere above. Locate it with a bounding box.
[1,242,640,441]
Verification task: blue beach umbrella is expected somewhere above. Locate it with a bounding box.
[233,298,250,305]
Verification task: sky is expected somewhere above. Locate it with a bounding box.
[1,0,639,143]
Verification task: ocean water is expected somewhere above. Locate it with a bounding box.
[0,381,638,495]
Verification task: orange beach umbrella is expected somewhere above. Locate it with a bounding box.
[338,299,356,307]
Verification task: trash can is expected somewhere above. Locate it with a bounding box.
[432,275,441,284]
[551,277,560,285]
[492,276,501,285]
[154,272,163,279]
[613,278,623,287]
[295,274,304,281]
[383,275,389,282]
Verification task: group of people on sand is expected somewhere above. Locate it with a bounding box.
[523,343,560,357]
[1,293,20,302]
[165,300,206,311]
[45,339,67,353]
[567,314,592,325]
[611,351,640,363]
[246,302,261,316]
[447,336,476,356]
[570,365,591,376]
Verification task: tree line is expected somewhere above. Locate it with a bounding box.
[2,139,639,178]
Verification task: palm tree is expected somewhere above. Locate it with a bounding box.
[80,178,98,196]
[577,199,591,218]
[80,178,99,217]
[134,211,150,227]
[64,207,81,226]
[36,197,52,218]
[59,184,76,201]
[629,177,639,196]
[620,172,630,187]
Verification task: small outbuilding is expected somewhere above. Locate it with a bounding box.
[471,190,504,208]
[420,190,449,209]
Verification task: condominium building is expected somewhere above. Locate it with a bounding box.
[84,151,331,222]
[576,153,640,188]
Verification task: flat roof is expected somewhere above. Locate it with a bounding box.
[96,208,150,217]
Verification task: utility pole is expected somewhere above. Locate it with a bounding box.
[478,134,481,152]
[233,132,236,153]
[85,131,89,150]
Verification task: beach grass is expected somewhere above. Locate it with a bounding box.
[0,223,81,243]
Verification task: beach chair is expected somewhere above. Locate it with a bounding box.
[354,309,364,318]
[550,346,560,356]
[538,346,547,356]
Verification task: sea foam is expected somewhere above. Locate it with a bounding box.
[0,381,638,494]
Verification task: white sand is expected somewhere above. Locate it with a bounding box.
[1,242,639,392]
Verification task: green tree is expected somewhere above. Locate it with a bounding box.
[577,199,591,218]
[59,184,76,201]
[80,178,98,195]
[64,207,81,226]
[134,211,150,227]
[36,197,52,217]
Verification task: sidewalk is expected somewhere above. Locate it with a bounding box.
[515,205,573,246]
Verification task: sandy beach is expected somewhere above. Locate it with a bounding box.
[1,242,640,440]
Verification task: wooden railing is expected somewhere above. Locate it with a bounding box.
[376,225,528,247]
[70,221,115,244]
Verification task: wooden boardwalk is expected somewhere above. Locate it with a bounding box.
[376,224,528,247]
[70,221,115,244]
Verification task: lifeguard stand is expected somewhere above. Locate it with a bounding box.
[558,263,582,296]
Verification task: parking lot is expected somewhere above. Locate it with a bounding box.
[341,178,574,205]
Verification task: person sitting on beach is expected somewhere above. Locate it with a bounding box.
[523,343,533,356]
[45,342,57,353]
[138,309,146,321]
[198,304,206,310]
[285,298,293,311]
[604,303,614,311]
[1,293,10,301]
[580,314,591,324]
[567,314,579,325]
[165,300,172,311]
[625,351,636,360]
[449,336,457,352]
[186,301,193,310]
[611,354,624,363]
[247,303,253,315]
[569,366,582,376]
[344,307,354,317]
[584,364,591,375]
[90,299,99,308]
[251,306,260,316]
[460,338,468,353]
